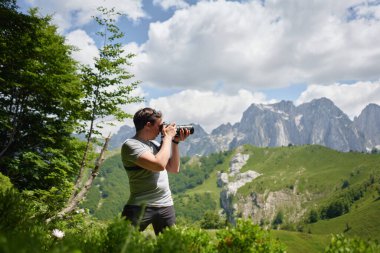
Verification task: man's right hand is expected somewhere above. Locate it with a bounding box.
[162,123,177,139]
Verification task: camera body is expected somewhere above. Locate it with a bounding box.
[160,123,194,137]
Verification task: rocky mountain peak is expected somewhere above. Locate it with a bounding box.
[354,103,380,148]
[108,98,379,156]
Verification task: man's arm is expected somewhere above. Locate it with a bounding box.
[166,141,180,173]
[134,135,172,172]
[166,128,190,173]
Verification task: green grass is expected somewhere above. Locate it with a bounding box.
[185,150,233,200]
[271,230,330,253]
[306,190,380,240]
[238,145,379,200]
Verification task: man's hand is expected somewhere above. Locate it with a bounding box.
[162,123,177,139]
[173,127,191,143]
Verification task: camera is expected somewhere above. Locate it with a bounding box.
[160,123,195,137]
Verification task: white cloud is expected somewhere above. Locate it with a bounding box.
[133,0,380,92]
[148,89,274,132]
[27,0,146,32]
[295,81,380,119]
[65,29,99,66]
[153,0,189,10]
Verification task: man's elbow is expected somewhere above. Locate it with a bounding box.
[167,166,180,174]
[155,164,166,171]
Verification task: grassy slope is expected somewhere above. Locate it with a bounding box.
[184,145,380,252]
[306,191,380,240]
[271,230,331,253]
[238,145,379,204]
[272,192,380,253]
[82,144,380,251]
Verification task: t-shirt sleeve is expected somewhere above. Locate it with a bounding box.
[121,139,148,166]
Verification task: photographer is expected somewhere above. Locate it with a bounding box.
[121,107,190,235]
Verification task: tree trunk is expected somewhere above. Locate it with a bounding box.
[46,134,110,223]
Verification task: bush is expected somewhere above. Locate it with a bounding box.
[105,218,154,253]
[0,173,13,193]
[325,234,380,253]
[200,210,225,229]
[272,210,284,227]
[307,209,319,223]
[156,226,215,253]
[0,188,40,233]
[216,219,286,253]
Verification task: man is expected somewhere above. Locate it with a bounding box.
[121,107,190,235]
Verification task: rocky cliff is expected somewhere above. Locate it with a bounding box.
[218,151,261,224]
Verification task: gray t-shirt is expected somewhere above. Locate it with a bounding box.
[121,138,173,207]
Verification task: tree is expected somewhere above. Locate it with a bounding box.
[0,3,85,212]
[307,209,319,223]
[61,7,143,216]
[200,210,225,229]
[272,210,284,227]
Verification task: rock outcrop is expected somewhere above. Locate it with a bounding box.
[218,153,261,224]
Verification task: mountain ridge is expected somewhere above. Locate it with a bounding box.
[108,97,380,155]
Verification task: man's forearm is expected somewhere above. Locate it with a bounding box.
[154,136,173,169]
[166,141,180,173]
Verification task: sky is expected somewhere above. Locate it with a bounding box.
[18,0,380,135]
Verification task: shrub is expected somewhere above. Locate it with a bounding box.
[200,210,225,229]
[307,209,319,223]
[216,219,286,253]
[0,173,13,193]
[105,218,154,253]
[155,226,215,253]
[272,210,284,227]
[0,188,39,233]
[325,234,380,253]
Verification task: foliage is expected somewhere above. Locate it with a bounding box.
[0,172,12,192]
[216,219,286,253]
[175,192,218,223]
[64,6,143,219]
[325,234,380,253]
[169,151,228,194]
[156,226,215,253]
[105,218,154,253]
[307,209,319,223]
[200,210,226,229]
[77,6,142,142]
[0,3,86,213]
[272,210,284,227]
[320,176,378,219]
[0,188,39,233]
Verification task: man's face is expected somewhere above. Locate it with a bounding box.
[151,118,163,137]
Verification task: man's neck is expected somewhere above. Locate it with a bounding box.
[135,131,151,142]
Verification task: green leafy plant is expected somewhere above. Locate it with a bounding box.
[325,234,380,253]
[216,219,286,253]
[155,226,215,253]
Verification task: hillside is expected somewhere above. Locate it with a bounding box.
[82,144,380,251]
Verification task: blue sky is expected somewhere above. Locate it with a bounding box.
[18,0,380,134]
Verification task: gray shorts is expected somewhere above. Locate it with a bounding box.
[122,205,176,235]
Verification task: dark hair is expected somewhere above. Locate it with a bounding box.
[133,107,162,132]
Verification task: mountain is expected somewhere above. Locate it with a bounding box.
[110,98,379,156]
[354,103,380,149]
[108,125,135,150]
